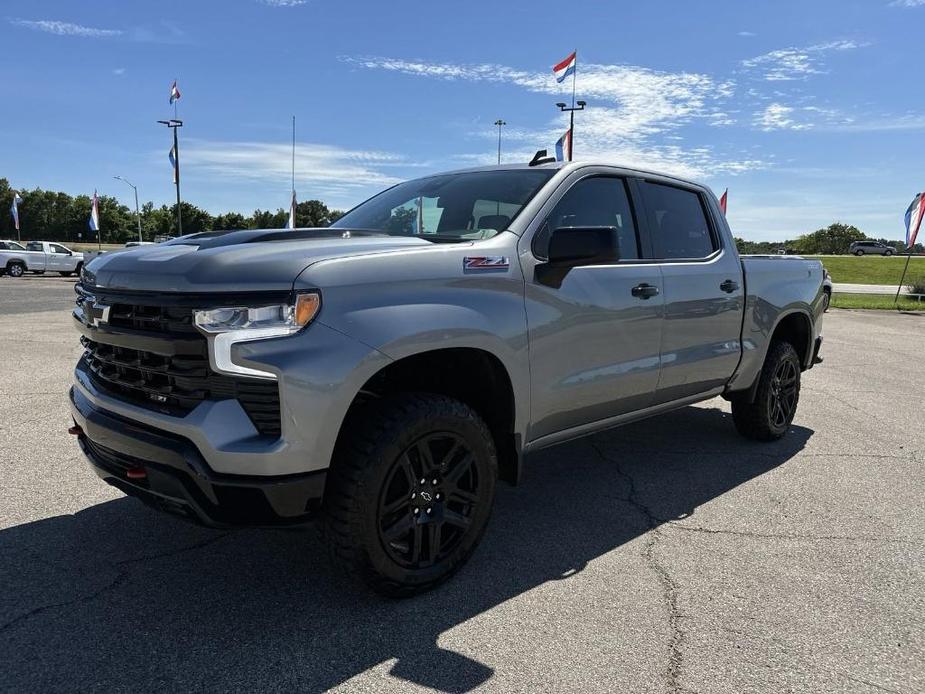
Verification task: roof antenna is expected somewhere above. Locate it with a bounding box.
[529,149,556,167]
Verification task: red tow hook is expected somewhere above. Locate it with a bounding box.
[126,467,147,480]
[68,424,83,436]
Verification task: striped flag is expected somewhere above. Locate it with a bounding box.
[286,190,297,229]
[719,189,728,215]
[169,145,178,183]
[905,191,925,248]
[89,190,100,232]
[169,80,181,105]
[553,51,577,84]
[10,191,22,231]
[555,128,572,162]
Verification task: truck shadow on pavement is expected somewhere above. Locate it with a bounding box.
[0,405,812,692]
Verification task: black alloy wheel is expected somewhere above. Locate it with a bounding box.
[377,432,480,569]
[321,393,497,597]
[768,357,798,430]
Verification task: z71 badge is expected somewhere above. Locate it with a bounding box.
[463,256,510,272]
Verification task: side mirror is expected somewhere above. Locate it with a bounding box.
[536,226,620,288]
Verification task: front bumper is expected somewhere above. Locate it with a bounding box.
[70,386,325,527]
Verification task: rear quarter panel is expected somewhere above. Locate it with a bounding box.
[727,256,824,392]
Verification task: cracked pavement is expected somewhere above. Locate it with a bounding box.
[0,276,923,693]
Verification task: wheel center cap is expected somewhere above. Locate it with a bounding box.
[420,490,433,503]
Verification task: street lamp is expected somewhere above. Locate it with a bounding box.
[113,176,142,243]
[555,100,587,161]
[494,119,507,165]
[157,118,183,235]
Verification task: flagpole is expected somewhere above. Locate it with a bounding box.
[894,251,913,304]
[569,49,577,161]
[291,115,296,196]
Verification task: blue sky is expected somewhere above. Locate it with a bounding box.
[3,0,925,241]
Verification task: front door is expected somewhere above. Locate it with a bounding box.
[635,180,745,403]
[521,174,664,442]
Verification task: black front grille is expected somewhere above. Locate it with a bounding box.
[106,303,199,334]
[77,293,282,438]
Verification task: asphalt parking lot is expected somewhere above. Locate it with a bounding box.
[1,275,922,693]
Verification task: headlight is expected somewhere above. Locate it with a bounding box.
[194,292,320,380]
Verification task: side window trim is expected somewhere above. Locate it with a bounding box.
[639,179,724,263]
[531,174,642,262]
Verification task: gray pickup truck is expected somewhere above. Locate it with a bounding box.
[69,162,824,595]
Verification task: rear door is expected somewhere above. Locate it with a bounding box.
[521,171,664,441]
[636,180,744,403]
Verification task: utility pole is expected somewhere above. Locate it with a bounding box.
[494,119,506,165]
[158,119,184,235]
[114,176,143,242]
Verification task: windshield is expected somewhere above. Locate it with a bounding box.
[331,169,556,241]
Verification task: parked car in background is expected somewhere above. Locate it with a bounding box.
[1,240,84,277]
[849,241,895,256]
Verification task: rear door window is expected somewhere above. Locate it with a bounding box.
[640,182,717,260]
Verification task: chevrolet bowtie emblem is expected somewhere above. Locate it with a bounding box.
[82,296,111,328]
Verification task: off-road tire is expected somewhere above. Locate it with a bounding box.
[732,340,801,441]
[321,393,497,597]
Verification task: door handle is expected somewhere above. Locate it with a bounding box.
[720,279,739,293]
[631,283,659,299]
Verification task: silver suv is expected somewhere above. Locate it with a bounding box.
[849,241,895,256]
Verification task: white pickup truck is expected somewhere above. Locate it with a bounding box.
[0,240,84,278]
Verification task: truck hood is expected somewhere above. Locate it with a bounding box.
[82,229,433,293]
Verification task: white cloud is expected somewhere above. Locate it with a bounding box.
[343,55,759,180]
[257,0,308,6]
[10,18,122,38]
[890,0,925,7]
[738,31,756,37]
[742,40,864,81]
[755,103,811,131]
[112,68,126,76]
[179,140,408,200]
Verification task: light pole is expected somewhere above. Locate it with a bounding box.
[555,100,586,161]
[157,118,183,235]
[113,176,142,243]
[494,119,506,165]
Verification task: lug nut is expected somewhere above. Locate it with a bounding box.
[426,508,432,514]
[420,478,426,484]
[432,479,438,485]
[413,507,420,514]
[411,492,416,499]
[435,493,441,500]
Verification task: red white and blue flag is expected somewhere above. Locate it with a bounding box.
[89,190,100,232]
[169,80,181,105]
[10,191,22,231]
[904,191,925,249]
[553,51,577,84]
[169,145,178,184]
[286,190,297,229]
[555,128,572,162]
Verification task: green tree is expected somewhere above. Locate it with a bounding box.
[212,212,248,230]
[792,222,867,255]
[295,199,338,228]
[249,208,287,229]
